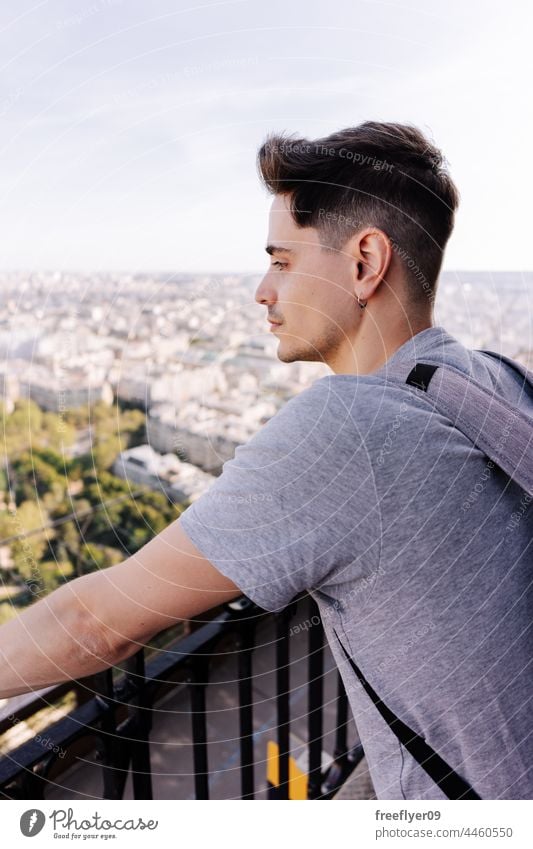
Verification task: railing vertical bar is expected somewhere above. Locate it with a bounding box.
[125,649,153,800]
[274,609,291,799]
[92,668,130,800]
[307,604,325,799]
[321,670,353,796]
[237,626,255,799]
[335,672,349,757]
[188,658,209,800]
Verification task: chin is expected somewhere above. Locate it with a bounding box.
[276,340,320,364]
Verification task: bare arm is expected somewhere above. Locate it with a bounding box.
[0,581,112,700]
[0,518,241,700]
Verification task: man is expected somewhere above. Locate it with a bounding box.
[0,122,531,800]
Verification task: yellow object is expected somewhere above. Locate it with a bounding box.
[266,740,308,800]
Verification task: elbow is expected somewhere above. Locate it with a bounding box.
[80,612,149,672]
[62,576,136,674]
[66,596,129,675]
[76,620,124,669]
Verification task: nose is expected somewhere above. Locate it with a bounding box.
[254,270,277,306]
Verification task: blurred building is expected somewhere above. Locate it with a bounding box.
[113,443,215,503]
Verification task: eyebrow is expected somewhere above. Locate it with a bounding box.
[265,244,294,256]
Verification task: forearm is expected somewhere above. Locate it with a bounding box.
[0,578,126,700]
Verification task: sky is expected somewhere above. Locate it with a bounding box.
[0,0,531,273]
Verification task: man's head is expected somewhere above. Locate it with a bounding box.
[254,121,460,374]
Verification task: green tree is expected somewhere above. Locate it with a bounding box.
[63,406,90,429]
[41,411,76,453]
[10,501,51,587]
[92,433,122,471]
[117,408,146,447]
[2,399,43,456]
[13,451,65,502]
[78,543,122,575]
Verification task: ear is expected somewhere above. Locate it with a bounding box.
[352,228,392,300]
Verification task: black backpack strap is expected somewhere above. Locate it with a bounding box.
[378,357,533,497]
[333,629,480,800]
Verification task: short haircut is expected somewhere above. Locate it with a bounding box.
[256,121,460,305]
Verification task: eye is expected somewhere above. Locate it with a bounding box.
[271,260,287,270]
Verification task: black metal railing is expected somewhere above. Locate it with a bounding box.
[0,595,364,800]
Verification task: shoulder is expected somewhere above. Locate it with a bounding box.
[226,376,377,480]
[280,373,380,416]
[256,376,368,443]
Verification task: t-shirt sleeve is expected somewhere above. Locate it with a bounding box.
[179,376,378,612]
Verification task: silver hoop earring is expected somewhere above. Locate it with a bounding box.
[357,295,368,309]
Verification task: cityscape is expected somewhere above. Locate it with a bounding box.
[0,269,531,500]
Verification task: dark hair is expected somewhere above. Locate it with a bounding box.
[256,121,460,305]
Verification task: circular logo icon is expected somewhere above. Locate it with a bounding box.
[20,809,46,837]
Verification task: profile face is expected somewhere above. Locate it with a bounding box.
[254,194,358,367]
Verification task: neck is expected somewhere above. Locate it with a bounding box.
[329,313,435,375]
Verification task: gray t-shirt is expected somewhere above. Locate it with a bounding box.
[179,325,532,800]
